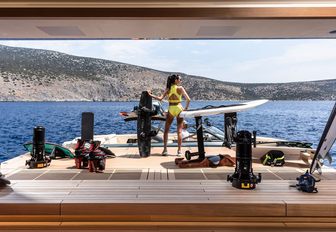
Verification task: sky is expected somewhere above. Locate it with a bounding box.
[1,39,336,83]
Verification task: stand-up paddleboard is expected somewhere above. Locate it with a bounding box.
[137,91,153,157]
[0,172,10,186]
[310,102,336,174]
[179,99,268,161]
[179,99,268,118]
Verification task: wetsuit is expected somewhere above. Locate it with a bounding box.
[168,84,183,117]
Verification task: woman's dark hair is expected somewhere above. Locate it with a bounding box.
[166,74,180,90]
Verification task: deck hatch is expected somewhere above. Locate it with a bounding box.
[7,172,43,180]
[36,172,78,180]
[110,170,142,180]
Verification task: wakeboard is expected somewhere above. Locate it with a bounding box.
[310,102,336,174]
[137,91,153,157]
[81,112,94,142]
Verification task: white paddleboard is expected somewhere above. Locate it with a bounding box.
[310,102,336,174]
[179,99,269,118]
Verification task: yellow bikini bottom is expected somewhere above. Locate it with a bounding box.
[168,104,183,117]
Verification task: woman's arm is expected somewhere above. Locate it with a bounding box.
[180,87,191,110]
[148,89,168,101]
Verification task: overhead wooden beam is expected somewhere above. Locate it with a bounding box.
[1,1,336,18]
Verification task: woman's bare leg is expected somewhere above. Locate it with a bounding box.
[176,116,184,154]
[163,113,174,153]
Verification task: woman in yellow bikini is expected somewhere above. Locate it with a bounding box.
[149,74,190,156]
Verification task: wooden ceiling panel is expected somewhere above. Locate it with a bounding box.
[1,1,336,39]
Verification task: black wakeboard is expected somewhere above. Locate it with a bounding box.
[81,112,94,142]
[137,91,153,157]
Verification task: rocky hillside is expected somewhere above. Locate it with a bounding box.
[0,44,335,101]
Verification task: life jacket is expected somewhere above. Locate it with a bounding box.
[260,150,285,166]
[168,85,182,104]
[74,139,86,157]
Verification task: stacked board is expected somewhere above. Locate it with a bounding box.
[137,91,153,157]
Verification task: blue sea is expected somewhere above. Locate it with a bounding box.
[0,101,335,167]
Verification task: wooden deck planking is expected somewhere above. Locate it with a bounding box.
[2,179,336,202]
[1,149,336,231]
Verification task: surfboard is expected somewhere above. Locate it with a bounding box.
[179,99,269,118]
[137,91,153,157]
[310,102,336,174]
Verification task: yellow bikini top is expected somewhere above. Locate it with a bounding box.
[168,85,182,104]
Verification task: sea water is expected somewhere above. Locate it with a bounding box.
[0,101,335,167]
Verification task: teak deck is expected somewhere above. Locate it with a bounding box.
[1,146,336,231]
